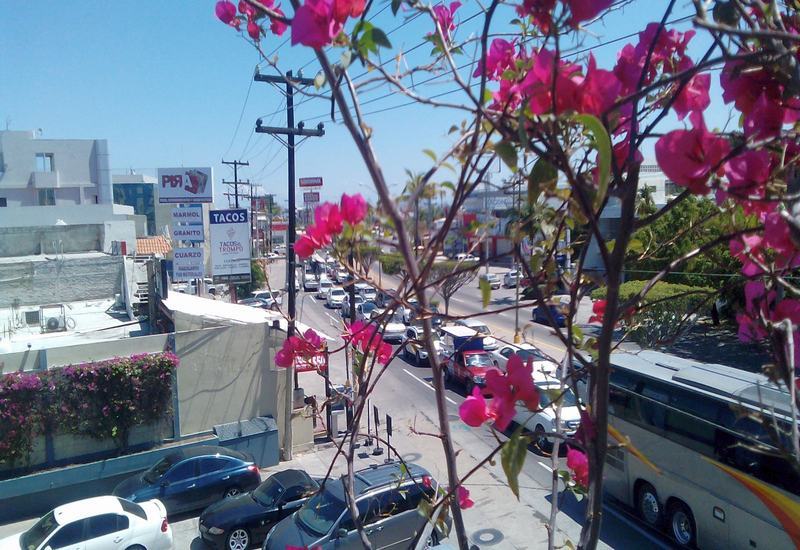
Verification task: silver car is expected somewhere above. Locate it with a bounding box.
[262,463,448,550]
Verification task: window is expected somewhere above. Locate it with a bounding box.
[166,459,196,481]
[38,188,55,206]
[87,514,127,539]
[282,483,310,502]
[340,496,381,531]
[501,347,513,358]
[0,198,6,207]
[35,153,54,172]
[48,520,85,548]
[199,457,230,475]
[117,498,146,520]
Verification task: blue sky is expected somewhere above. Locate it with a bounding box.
[1,2,728,209]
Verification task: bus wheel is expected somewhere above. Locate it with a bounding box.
[667,501,696,548]
[635,482,662,528]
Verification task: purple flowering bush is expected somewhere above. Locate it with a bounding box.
[0,352,179,466]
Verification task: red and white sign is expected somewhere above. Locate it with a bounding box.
[299,177,323,187]
[157,167,214,203]
[303,192,320,203]
[296,354,326,373]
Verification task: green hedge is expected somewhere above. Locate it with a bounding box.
[379,253,405,275]
[591,280,714,310]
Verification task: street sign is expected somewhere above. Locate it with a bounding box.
[157,167,214,203]
[303,191,320,203]
[296,355,326,373]
[299,177,323,187]
[173,248,204,281]
[210,209,252,283]
[171,225,204,242]
[170,205,203,225]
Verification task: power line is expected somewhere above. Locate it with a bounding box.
[222,70,256,158]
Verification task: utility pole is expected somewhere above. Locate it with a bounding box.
[222,159,250,303]
[254,69,324,461]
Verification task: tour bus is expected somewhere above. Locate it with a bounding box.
[605,350,799,549]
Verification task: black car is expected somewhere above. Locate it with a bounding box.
[112,445,261,515]
[199,469,320,550]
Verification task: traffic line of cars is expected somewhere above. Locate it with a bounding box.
[1,447,449,550]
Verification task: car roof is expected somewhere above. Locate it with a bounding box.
[271,468,313,487]
[326,463,430,501]
[53,496,124,525]
[164,445,249,463]
[459,319,487,328]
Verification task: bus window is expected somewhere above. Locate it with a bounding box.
[639,386,668,431]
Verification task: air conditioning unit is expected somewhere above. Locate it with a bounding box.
[24,310,41,326]
[44,316,66,332]
[39,304,67,333]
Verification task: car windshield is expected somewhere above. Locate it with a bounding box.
[517,349,547,362]
[296,488,345,536]
[143,456,174,483]
[252,477,284,508]
[21,511,59,550]
[331,289,345,296]
[538,385,578,408]
[465,354,493,368]
[471,324,490,334]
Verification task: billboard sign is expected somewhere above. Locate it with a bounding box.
[170,205,203,225]
[210,209,252,283]
[171,225,204,242]
[158,167,214,203]
[303,191,320,203]
[299,177,323,187]
[173,248,204,281]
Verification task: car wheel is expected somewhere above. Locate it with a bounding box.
[534,424,553,453]
[125,546,146,550]
[636,482,662,529]
[226,527,250,550]
[667,501,697,548]
[224,486,241,498]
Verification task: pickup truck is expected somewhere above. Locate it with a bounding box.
[440,325,499,394]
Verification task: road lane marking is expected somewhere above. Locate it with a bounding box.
[325,312,341,325]
[402,368,457,405]
[310,296,317,303]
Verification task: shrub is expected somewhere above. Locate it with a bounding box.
[0,352,179,467]
[379,253,404,275]
[591,280,715,347]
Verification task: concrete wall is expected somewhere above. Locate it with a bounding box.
[174,323,283,438]
[0,254,124,308]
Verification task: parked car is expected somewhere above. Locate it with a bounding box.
[515,374,581,452]
[375,289,398,308]
[335,268,349,283]
[402,325,443,366]
[490,343,558,372]
[503,270,519,288]
[263,462,448,550]
[252,290,283,307]
[112,446,261,515]
[326,287,347,308]
[477,273,501,290]
[340,295,365,318]
[370,309,406,343]
[354,302,379,323]
[0,496,172,550]
[317,279,334,299]
[455,253,478,262]
[455,319,498,350]
[303,274,319,292]
[532,299,570,327]
[199,469,319,550]
[239,297,271,309]
[405,304,444,328]
[355,283,377,303]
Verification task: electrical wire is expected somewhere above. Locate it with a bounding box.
[222,72,256,158]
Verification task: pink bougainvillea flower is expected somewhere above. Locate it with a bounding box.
[473,38,517,80]
[673,73,710,120]
[515,0,555,33]
[612,134,643,173]
[457,486,474,509]
[459,386,491,427]
[504,355,539,410]
[720,59,779,115]
[270,7,288,35]
[736,281,772,342]
[744,92,784,141]
[294,234,316,259]
[614,43,646,96]
[730,234,766,278]
[422,475,432,489]
[724,150,771,198]
[654,112,730,194]
[315,202,344,235]
[275,337,297,367]
[247,19,261,40]
[340,193,368,225]
[579,54,621,116]
[430,1,461,41]
[333,0,366,24]
[376,341,393,365]
[574,409,596,447]
[566,447,589,487]
[763,211,800,271]
[238,0,259,19]
[482,355,538,431]
[304,328,323,348]
[566,0,612,27]
[588,299,606,324]
[515,48,582,115]
[216,1,238,25]
[291,0,342,48]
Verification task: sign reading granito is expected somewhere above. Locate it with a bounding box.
[173,248,204,281]
[210,209,251,283]
[158,167,214,203]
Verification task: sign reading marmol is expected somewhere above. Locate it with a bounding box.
[210,209,251,284]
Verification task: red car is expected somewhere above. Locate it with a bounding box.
[442,349,499,394]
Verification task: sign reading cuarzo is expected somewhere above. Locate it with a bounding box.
[210,209,251,283]
[173,248,204,281]
[158,167,214,204]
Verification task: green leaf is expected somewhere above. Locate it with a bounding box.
[572,325,583,343]
[494,141,518,171]
[423,149,437,162]
[372,27,392,49]
[528,158,557,206]
[482,88,493,105]
[574,114,612,208]
[440,181,456,192]
[479,276,492,308]
[501,425,530,499]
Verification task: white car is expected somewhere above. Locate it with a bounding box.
[456,253,478,262]
[402,325,443,365]
[317,279,333,299]
[455,319,498,350]
[491,343,558,372]
[355,283,377,303]
[252,289,283,306]
[514,376,582,452]
[335,269,349,283]
[0,496,172,550]
[303,273,319,292]
[326,287,347,308]
[370,309,406,343]
[503,270,520,288]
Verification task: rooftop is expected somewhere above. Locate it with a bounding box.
[136,236,172,256]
